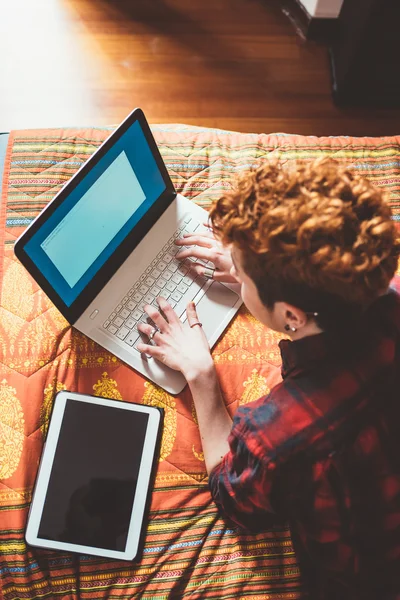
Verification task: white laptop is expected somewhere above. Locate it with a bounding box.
[14,108,242,394]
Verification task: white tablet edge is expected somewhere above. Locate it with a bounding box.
[26,390,161,560]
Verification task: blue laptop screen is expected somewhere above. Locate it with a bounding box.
[24,121,166,307]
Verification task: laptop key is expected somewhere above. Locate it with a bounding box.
[127,301,136,311]
[145,276,155,287]
[126,331,140,347]
[139,284,149,295]
[125,318,136,329]
[157,260,167,271]
[120,308,130,320]
[167,261,178,273]
[133,292,142,303]
[151,285,161,297]
[177,282,188,295]
[172,273,182,285]
[132,309,143,321]
[177,263,189,275]
[110,312,117,320]
[103,320,111,329]
[108,324,118,335]
[174,277,207,317]
[117,326,129,340]
[113,316,124,328]
[171,291,182,303]
[116,304,123,312]
[159,289,171,299]
[162,270,172,280]
[144,293,155,305]
[151,268,161,279]
[183,274,195,286]
[166,281,176,292]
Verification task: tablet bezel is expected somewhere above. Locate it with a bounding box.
[14,108,177,324]
[25,390,162,561]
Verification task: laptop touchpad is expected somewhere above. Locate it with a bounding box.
[184,282,239,339]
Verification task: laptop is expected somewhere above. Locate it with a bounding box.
[14,108,242,394]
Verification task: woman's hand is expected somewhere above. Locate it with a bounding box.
[136,298,215,381]
[174,228,238,284]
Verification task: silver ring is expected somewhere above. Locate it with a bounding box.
[148,327,158,342]
[204,267,215,280]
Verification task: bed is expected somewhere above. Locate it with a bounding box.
[1,124,399,600]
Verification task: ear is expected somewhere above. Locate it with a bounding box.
[282,303,308,330]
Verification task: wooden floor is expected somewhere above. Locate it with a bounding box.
[1,0,400,136]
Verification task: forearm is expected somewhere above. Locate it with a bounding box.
[186,365,232,474]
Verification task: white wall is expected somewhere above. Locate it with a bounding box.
[299,0,344,18]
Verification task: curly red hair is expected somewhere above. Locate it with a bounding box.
[209,158,400,327]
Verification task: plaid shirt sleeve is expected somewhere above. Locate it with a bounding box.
[208,392,290,531]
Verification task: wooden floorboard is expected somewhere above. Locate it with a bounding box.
[1,0,400,135]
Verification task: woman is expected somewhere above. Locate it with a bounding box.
[137,158,400,599]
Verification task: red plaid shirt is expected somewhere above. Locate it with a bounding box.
[209,283,400,600]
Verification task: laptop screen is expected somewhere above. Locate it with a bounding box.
[24,120,166,307]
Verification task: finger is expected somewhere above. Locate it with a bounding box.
[143,304,169,332]
[183,230,216,241]
[176,246,216,262]
[186,301,207,335]
[137,322,160,340]
[156,297,180,325]
[189,262,235,282]
[136,342,164,359]
[174,233,216,248]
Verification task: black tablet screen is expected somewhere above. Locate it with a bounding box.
[38,398,149,552]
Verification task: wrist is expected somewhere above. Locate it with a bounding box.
[184,359,216,385]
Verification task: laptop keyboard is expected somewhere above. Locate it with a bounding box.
[102,215,212,351]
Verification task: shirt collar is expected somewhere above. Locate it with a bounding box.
[279,333,331,378]
[278,288,400,379]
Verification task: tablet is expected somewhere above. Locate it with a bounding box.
[26,391,162,561]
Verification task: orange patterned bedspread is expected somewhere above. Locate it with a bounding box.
[1,124,399,599]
